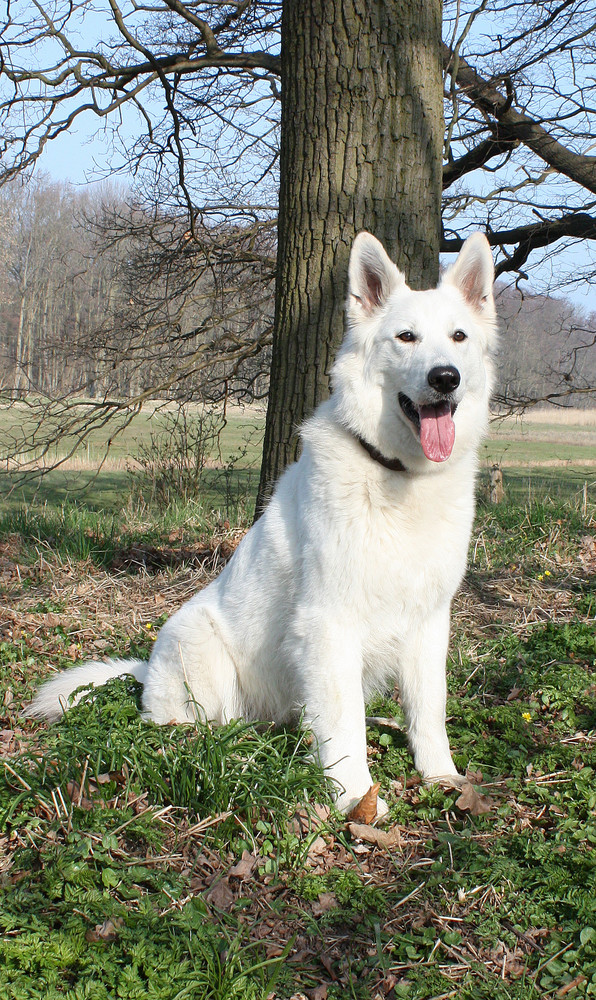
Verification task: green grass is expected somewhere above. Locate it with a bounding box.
[482,465,594,503]
[2,679,330,831]
[0,464,258,523]
[1,466,595,996]
[1,403,594,515]
[481,437,595,465]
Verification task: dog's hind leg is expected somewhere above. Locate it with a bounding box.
[141,605,245,725]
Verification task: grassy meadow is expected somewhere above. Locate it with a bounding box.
[1,400,594,512]
[0,404,595,998]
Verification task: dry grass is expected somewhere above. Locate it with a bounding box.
[502,406,596,426]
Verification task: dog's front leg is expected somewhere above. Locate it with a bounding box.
[294,622,377,814]
[399,603,462,784]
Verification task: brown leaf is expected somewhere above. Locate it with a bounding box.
[455,780,495,816]
[291,803,330,837]
[319,953,335,978]
[206,877,235,911]
[307,986,328,1000]
[347,822,401,850]
[578,534,596,572]
[346,783,380,824]
[85,917,123,943]
[228,850,257,880]
[65,780,94,811]
[311,892,338,917]
[306,835,328,860]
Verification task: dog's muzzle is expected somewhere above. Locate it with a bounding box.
[398,371,460,463]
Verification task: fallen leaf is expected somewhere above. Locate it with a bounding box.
[306,835,328,860]
[311,892,337,916]
[85,917,123,943]
[291,803,330,837]
[65,780,94,811]
[455,780,495,816]
[347,822,401,849]
[228,850,257,880]
[350,842,372,854]
[346,783,380,824]
[578,534,596,572]
[307,986,328,1000]
[206,877,235,911]
[319,953,335,978]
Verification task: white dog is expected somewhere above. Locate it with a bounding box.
[28,232,496,816]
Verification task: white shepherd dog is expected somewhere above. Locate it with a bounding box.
[28,232,497,817]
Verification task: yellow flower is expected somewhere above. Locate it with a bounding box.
[522,712,532,722]
[537,574,543,581]
[544,570,551,577]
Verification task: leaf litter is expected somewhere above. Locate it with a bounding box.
[0,499,595,997]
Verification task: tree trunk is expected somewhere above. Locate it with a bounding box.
[256,0,443,511]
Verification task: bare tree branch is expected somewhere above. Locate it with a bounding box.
[442,40,596,195]
[442,211,596,276]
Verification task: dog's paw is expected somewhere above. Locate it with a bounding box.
[426,772,466,790]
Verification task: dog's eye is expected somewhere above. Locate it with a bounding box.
[396,330,416,343]
[452,329,467,342]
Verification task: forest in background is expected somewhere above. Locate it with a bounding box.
[1,175,595,417]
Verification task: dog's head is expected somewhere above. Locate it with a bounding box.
[331,232,497,467]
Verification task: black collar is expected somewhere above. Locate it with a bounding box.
[354,434,408,473]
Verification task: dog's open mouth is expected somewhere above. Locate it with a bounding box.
[399,393,458,463]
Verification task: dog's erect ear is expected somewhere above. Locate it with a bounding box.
[442,233,494,314]
[348,232,405,315]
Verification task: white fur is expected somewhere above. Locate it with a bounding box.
[28,233,497,815]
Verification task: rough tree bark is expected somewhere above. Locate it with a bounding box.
[256,0,443,510]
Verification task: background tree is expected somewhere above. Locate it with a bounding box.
[0,0,595,483]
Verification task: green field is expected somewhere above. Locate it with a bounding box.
[0,400,266,466]
[0,403,265,516]
[1,404,594,515]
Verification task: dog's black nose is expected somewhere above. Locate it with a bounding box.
[427,365,460,394]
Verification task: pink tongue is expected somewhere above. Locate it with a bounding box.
[419,402,455,462]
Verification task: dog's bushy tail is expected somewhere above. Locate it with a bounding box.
[25,659,148,722]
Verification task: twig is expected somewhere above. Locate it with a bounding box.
[2,761,32,791]
[501,919,546,955]
[186,812,233,836]
[111,804,173,837]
